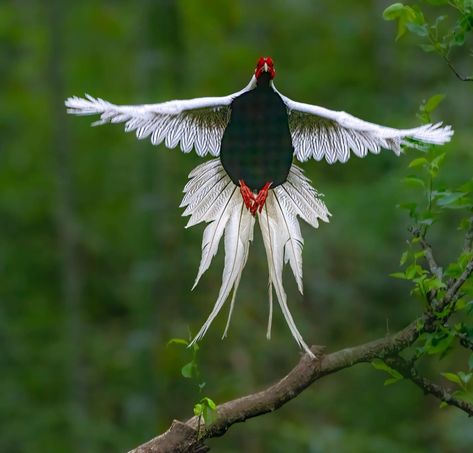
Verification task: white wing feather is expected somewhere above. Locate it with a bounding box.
[274,88,454,164]
[65,77,257,157]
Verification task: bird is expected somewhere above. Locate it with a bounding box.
[65,56,453,357]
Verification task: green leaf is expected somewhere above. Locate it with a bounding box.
[383,3,406,20]
[406,22,428,37]
[408,157,428,168]
[424,94,445,113]
[390,271,408,279]
[406,263,424,279]
[400,251,409,266]
[453,29,466,46]
[424,277,446,291]
[418,216,435,226]
[193,403,203,416]
[202,397,217,410]
[420,43,436,52]
[202,406,217,425]
[371,359,403,380]
[439,401,448,409]
[195,397,218,425]
[382,3,421,40]
[421,331,455,356]
[384,377,402,386]
[181,361,195,378]
[436,192,466,206]
[167,338,189,347]
[402,177,425,188]
[414,250,426,260]
[458,371,472,385]
[441,372,462,386]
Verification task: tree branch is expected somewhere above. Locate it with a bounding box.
[129,319,422,452]
[386,356,473,416]
[127,251,473,452]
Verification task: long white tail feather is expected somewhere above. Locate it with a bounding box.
[266,279,273,340]
[272,191,304,293]
[192,191,237,289]
[189,202,255,346]
[223,226,253,338]
[222,267,242,339]
[182,158,330,354]
[259,197,312,355]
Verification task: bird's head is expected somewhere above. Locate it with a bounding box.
[254,56,275,80]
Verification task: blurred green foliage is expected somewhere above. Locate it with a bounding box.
[1,0,472,452]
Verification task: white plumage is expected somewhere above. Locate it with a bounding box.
[65,60,453,355]
[181,159,329,356]
[65,78,453,165]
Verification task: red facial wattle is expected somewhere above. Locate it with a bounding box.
[255,56,275,80]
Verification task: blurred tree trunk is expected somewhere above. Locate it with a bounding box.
[46,1,86,450]
[130,0,186,439]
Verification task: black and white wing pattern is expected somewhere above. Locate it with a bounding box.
[276,91,454,164]
[65,78,257,157]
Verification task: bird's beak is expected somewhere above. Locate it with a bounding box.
[263,62,268,72]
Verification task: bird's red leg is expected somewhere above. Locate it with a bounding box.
[253,182,272,215]
[239,180,256,212]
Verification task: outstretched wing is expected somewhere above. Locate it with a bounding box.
[278,94,454,164]
[65,79,256,157]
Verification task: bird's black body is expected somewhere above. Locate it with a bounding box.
[220,73,294,191]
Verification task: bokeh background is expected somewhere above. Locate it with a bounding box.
[1,1,472,452]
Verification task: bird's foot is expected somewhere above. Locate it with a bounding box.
[252,182,272,215]
[239,180,272,216]
[239,180,255,212]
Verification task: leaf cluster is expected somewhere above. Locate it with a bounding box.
[372,94,473,408]
[167,337,217,426]
[384,1,473,80]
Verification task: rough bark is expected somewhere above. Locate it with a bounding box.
[126,319,422,452]
[128,254,473,452]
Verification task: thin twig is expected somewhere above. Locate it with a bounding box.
[386,356,473,416]
[442,55,473,82]
[420,236,443,280]
[435,258,473,313]
[410,227,443,280]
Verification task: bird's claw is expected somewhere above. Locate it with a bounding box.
[239,180,272,216]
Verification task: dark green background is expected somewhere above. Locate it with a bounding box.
[1,1,472,451]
